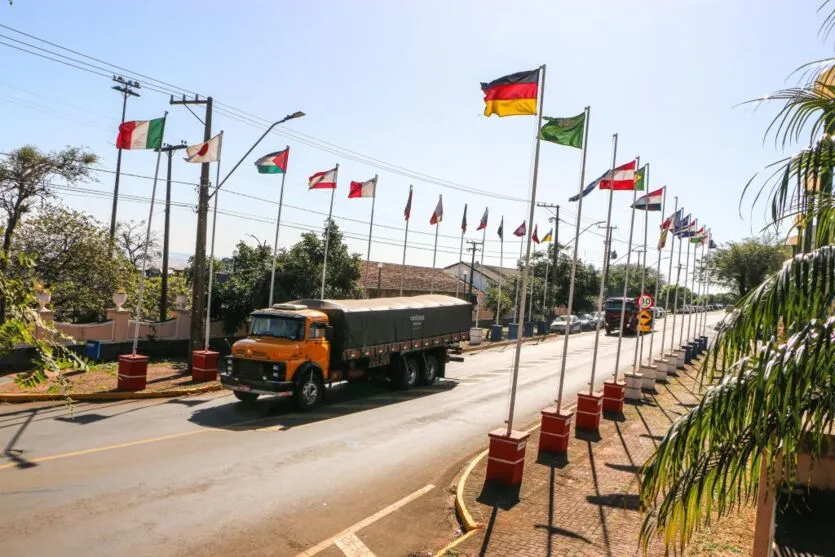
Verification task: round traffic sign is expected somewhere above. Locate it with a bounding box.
[638,293,654,309]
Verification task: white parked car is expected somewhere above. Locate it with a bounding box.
[550,315,582,334]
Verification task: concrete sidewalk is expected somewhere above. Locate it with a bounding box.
[444,358,753,557]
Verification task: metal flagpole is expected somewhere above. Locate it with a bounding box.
[457,207,466,297]
[513,237,523,322]
[613,157,639,381]
[679,232,691,347]
[320,164,338,299]
[670,218,684,353]
[268,146,289,307]
[703,232,712,336]
[430,195,441,294]
[496,217,504,325]
[647,187,667,364]
[528,239,535,319]
[687,236,698,341]
[633,164,650,370]
[476,222,487,325]
[400,185,412,296]
[556,106,591,413]
[696,239,706,335]
[588,133,618,396]
[131,112,167,355]
[506,63,545,436]
[660,196,677,358]
[363,175,378,298]
[542,249,550,310]
[204,140,223,351]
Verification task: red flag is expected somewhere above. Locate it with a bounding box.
[476,207,488,231]
[404,186,413,220]
[348,176,376,198]
[430,195,443,225]
[461,203,467,232]
[513,221,526,237]
[532,224,540,244]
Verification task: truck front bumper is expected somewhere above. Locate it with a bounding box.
[220,374,295,396]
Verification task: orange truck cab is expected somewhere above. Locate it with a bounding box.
[220,295,471,410]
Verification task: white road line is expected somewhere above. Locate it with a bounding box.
[334,532,376,557]
[296,483,434,557]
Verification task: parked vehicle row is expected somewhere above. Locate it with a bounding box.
[677,303,726,314]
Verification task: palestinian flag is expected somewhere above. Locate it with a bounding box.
[430,195,443,225]
[598,160,638,190]
[481,69,540,117]
[309,167,338,189]
[348,176,377,198]
[513,221,526,237]
[476,207,488,231]
[632,187,664,211]
[116,118,165,150]
[254,148,289,174]
[541,228,553,243]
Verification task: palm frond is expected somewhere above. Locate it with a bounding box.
[640,318,835,552]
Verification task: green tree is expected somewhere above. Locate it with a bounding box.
[484,284,512,323]
[605,263,663,300]
[640,7,835,552]
[709,236,788,297]
[128,273,191,321]
[10,206,134,322]
[0,145,97,321]
[658,284,694,311]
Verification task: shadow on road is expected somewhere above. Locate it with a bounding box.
[188,378,458,431]
[4,409,37,469]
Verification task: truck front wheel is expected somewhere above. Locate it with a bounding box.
[420,354,439,385]
[294,368,324,411]
[233,391,259,405]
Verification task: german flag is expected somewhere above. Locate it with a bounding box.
[481,69,540,117]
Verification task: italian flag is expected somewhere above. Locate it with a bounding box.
[117,118,165,150]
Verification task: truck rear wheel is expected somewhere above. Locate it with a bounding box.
[420,354,439,385]
[294,368,324,411]
[392,356,419,390]
[233,391,259,405]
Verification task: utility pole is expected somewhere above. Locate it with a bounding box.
[170,94,212,359]
[158,141,188,322]
[466,240,482,298]
[537,202,560,314]
[600,224,617,296]
[109,76,141,243]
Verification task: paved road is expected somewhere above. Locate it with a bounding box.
[0,313,722,557]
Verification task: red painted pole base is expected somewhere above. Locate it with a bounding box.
[486,428,530,486]
[576,391,603,431]
[117,354,148,391]
[192,350,219,382]
[602,380,626,413]
[539,407,573,455]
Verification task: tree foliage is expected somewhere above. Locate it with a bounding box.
[709,236,788,297]
[117,220,161,269]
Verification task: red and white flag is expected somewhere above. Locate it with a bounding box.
[309,167,338,189]
[404,186,413,221]
[430,195,443,225]
[184,133,222,163]
[598,160,637,190]
[348,176,376,198]
[532,224,540,244]
[476,207,488,231]
[513,221,526,237]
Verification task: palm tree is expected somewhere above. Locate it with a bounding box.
[639,3,835,552]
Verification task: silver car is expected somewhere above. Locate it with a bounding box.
[550,314,582,334]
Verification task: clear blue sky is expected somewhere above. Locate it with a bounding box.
[0,0,828,274]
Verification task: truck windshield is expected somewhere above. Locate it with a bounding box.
[605,300,636,312]
[250,316,304,340]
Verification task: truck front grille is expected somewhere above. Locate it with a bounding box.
[230,358,286,381]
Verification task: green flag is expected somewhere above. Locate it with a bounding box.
[634,165,647,191]
[539,113,585,149]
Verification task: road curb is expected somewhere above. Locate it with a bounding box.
[0,382,222,403]
[461,333,556,353]
[436,410,573,556]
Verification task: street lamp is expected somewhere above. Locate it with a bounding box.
[377,262,383,297]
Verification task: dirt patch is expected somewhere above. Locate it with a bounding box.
[685,505,756,556]
[0,360,211,395]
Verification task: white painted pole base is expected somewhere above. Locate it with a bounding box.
[624,372,643,400]
[640,365,658,390]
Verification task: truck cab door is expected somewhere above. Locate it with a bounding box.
[308,321,331,376]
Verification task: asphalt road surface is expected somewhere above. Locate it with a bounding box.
[0,312,723,557]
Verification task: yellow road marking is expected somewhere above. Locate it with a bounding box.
[0,429,213,471]
[296,484,435,557]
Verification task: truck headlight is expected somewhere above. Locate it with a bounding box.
[272,364,280,371]
[225,359,233,375]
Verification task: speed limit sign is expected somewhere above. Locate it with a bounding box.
[638,293,654,309]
